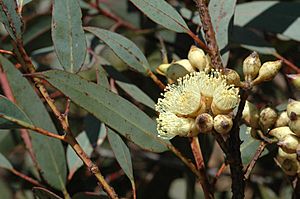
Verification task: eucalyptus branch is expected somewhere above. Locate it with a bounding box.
[14,42,119,199]
[193,0,223,69]
[190,137,214,199]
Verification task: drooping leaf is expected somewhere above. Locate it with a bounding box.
[0,153,13,170]
[84,115,107,147]
[0,56,67,191]
[32,187,63,199]
[0,95,30,129]
[85,27,150,74]
[209,0,236,65]
[52,0,87,73]
[235,1,300,42]
[67,131,93,173]
[39,70,169,152]
[129,0,189,33]
[0,0,23,41]
[107,128,134,181]
[240,124,267,164]
[115,80,155,109]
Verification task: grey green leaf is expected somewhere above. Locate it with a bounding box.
[40,70,169,152]
[129,0,189,33]
[0,153,13,170]
[0,55,67,191]
[107,128,134,181]
[52,0,87,73]
[85,27,150,74]
[0,0,23,41]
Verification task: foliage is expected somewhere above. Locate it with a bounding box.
[0,0,300,199]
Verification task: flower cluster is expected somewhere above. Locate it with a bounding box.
[155,70,240,139]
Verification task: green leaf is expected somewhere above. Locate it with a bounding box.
[129,0,189,33]
[40,70,169,152]
[0,179,12,199]
[52,0,87,73]
[258,184,279,199]
[85,27,150,74]
[235,1,300,42]
[0,95,30,129]
[0,153,13,170]
[32,187,63,199]
[67,131,93,173]
[107,128,134,181]
[240,124,267,164]
[115,80,155,109]
[0,0,23,41]
[209,0,236,65]
[0,56,67,191]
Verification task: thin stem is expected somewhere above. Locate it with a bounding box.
[273,52,300,73]
[244,142,267,180]
[147,69,166,90]
[193,0,223,69]
[10,168,44,187]
[186,30,209,52]
[190,137,214,199]
[65,134,119,199]
[212,162,227,186]
[0,49,15,56]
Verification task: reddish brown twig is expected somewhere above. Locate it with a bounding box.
[244,142,267,180]
[190,137,214,199]
[273,52,300,74]
[11,168,44,187]
[146,69,166,90]
[0,49,15,56]
[212,162,227,186]
[193,0,223,69]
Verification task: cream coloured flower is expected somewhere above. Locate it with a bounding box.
[156,70,240,139]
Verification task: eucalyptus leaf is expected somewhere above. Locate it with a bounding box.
[107,128,134,181]
[52,0,87,72]
[0,153,13,170]
[0,56,67,191]
[209,0,236,65]
[129,0,189,33]
[0,0,23,41]
[32,187,63,199]
[39,70,169,152]
[85,27,150,74]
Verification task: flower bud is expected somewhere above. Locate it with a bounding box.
[195,113,214,133]
[269,126,295,141]
[243,51,261,82]
[156,63,171,75]
[287,74,300,90]
[287,99,300,119]
[188,45,207,71]
[275,111,290,127]
[166,59,195,81]
[289,119,300,137]
[251,60,282,86]
[224,69,241,86]
[242,101,259,128]
[277,148,299,176]
[213,115,233,134]
[278,133,300,154]
[259,107,278,132]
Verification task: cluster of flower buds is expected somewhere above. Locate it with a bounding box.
[155,46,240,139]
[156,45,212,82]
[242,99,300,176]
[242,52,282,86]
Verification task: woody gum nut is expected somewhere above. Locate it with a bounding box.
[275,111,290,127]
[196,113,214,133]
[213,115,233,134]
[259,107,278,132]
[251,60,282,86]
[287,99,300,118]
[269,126,296,141]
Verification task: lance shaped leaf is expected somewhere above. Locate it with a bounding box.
[40,70,169,152]
[0,152,13,170]
[85,27,150,74]
[129,0,189,33]
[0,0,23,41]
[0,56,67,191]
[52,0,87,73]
